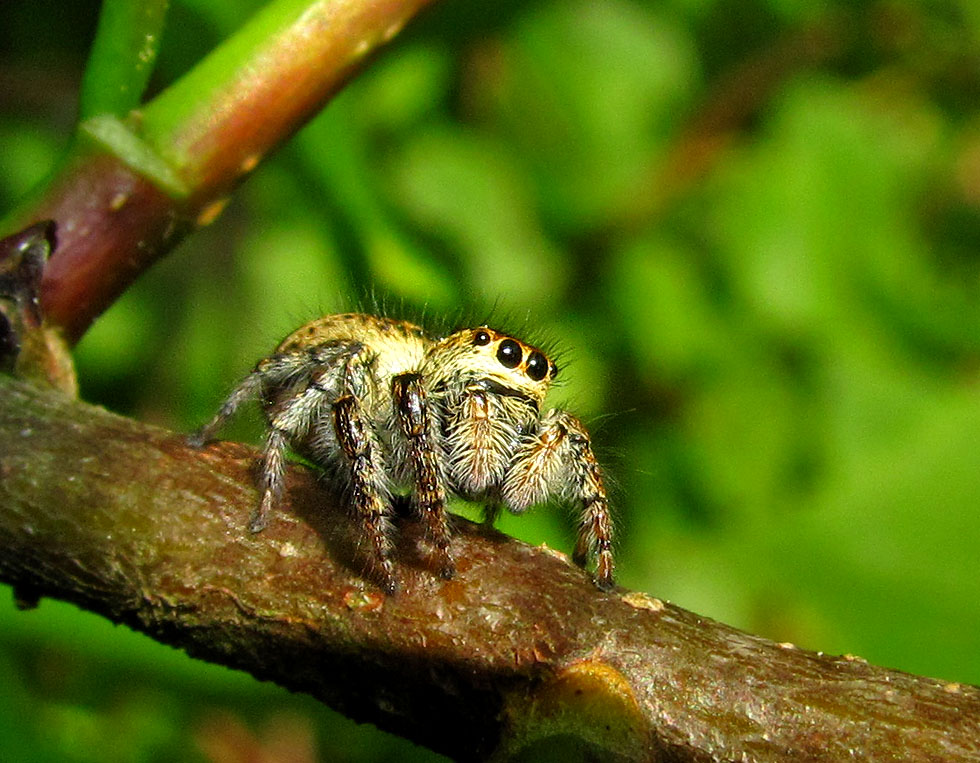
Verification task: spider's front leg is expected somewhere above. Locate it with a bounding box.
[393,373,455,579]
[501,410,615,591]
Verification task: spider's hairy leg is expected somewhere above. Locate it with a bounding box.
[187,373,263,448]
[250,364,337,532]
[393,373,454,579]
[253,426,287,533]
[187,351,318,447]
[502,410,615,591]
[333,393,398,594]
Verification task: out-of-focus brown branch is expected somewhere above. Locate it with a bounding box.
[1,375,978,762]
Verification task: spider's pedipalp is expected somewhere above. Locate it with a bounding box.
[445,385,514,497]
[501,409,614,590]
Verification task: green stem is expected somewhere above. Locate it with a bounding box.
[139,0,430,203]
[80,0,170,119]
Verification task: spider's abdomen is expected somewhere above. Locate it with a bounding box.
[277,313,430,406]
[277,313,431,375]
[277,312,428,351]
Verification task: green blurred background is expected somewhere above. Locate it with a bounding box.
[3,0,980,760]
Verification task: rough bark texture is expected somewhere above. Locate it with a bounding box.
[1,376,979,761]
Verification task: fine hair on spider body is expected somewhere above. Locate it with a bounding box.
[189,312,614,593]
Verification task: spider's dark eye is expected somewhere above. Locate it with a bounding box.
[549,361,559,379]
[473,329,492,346]
[496,339,522,368]
[526,351,549,381]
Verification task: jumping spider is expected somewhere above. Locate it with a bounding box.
[190,312,614,593]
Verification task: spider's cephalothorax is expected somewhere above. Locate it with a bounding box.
[190,312,613,593]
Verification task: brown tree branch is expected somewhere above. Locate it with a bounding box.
[1,374,978,761]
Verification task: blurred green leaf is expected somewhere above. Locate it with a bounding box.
[487,0,698,230]
[0,122,65,204]
[388,127,566,307]
[774,391,980,681]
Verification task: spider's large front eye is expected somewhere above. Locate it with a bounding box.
[526,351,549,381]
[496,339,522,368]
[473,329,492,346]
